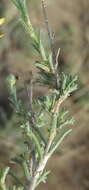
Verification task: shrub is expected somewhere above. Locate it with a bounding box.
[0,1,78,190]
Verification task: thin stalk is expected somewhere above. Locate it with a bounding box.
[22,161,31,181]
[42,0,60,88]
[27,131,42,160]
[27,153,50,190]
[42,0,56,67]
[49,129,72,156]
[44,113,58,154]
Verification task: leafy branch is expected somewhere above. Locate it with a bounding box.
[1,0,78,190]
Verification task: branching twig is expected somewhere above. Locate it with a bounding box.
[3,1,78,190]
[42,0,61,89]
[42,0,56,67]
[25,79,47,147]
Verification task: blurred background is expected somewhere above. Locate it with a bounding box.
[0,0,89,189]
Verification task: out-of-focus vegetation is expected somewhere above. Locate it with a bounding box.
[0,0,89,190]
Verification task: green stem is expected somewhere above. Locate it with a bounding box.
[22,161,31,181]
[49,129,72,156]
[27,131,42,159]
[45,113,58,154]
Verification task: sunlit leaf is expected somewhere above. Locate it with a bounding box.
[0,18,5,38]
[0,18,5,25]
[0,34,4,38]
